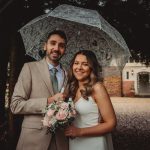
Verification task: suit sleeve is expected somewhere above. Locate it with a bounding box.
[10,63,47,114]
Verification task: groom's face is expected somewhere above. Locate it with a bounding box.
[44,34,66,65]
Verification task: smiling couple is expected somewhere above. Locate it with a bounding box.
[10,30,116,150]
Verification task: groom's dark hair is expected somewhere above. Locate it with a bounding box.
[47,30,67,44]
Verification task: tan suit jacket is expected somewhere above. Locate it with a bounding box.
[10,58,68,150]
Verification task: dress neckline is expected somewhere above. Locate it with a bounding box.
[74,96,93,105]
[74,97,83,104]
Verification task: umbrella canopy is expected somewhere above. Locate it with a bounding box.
[19,4,130,70]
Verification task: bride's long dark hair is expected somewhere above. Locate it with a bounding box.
[65,50,103,100]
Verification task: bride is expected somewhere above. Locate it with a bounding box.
[65,50,117,150]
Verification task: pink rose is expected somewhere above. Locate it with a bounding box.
[60,102,69,109]
[56,109,68,120]
[47,109,55,117]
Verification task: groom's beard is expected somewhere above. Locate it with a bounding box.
[46,50,64,63]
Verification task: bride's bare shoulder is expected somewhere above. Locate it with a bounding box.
[93,82,105,90]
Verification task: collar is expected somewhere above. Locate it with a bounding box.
[47,62,62,72]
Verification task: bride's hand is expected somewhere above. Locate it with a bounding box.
[65,125,82,138]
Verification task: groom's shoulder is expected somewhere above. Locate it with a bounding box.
[25,59,43,66]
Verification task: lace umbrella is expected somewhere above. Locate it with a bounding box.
[19,4,130,70]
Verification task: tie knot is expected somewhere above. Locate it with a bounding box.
[50,68,58,75]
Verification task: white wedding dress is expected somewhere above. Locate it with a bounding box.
[69,96,114,150]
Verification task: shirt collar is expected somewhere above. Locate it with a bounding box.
[47,62,61,72]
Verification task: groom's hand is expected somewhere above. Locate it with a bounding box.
[47,93,66,104]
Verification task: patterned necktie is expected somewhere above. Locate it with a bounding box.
[50,68,58,94]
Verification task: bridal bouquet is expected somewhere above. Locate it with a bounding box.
[42,98,76,133]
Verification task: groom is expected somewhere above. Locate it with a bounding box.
[10,30,68,150]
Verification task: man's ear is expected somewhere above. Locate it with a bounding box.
[39,43,47,58]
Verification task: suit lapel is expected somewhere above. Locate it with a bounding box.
[36,58,54,95]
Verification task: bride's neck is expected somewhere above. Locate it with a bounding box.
[78,80,88,87]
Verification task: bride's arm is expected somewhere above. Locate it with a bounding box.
[65,82,117,138]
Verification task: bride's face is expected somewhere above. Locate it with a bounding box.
[72,54,91,82]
